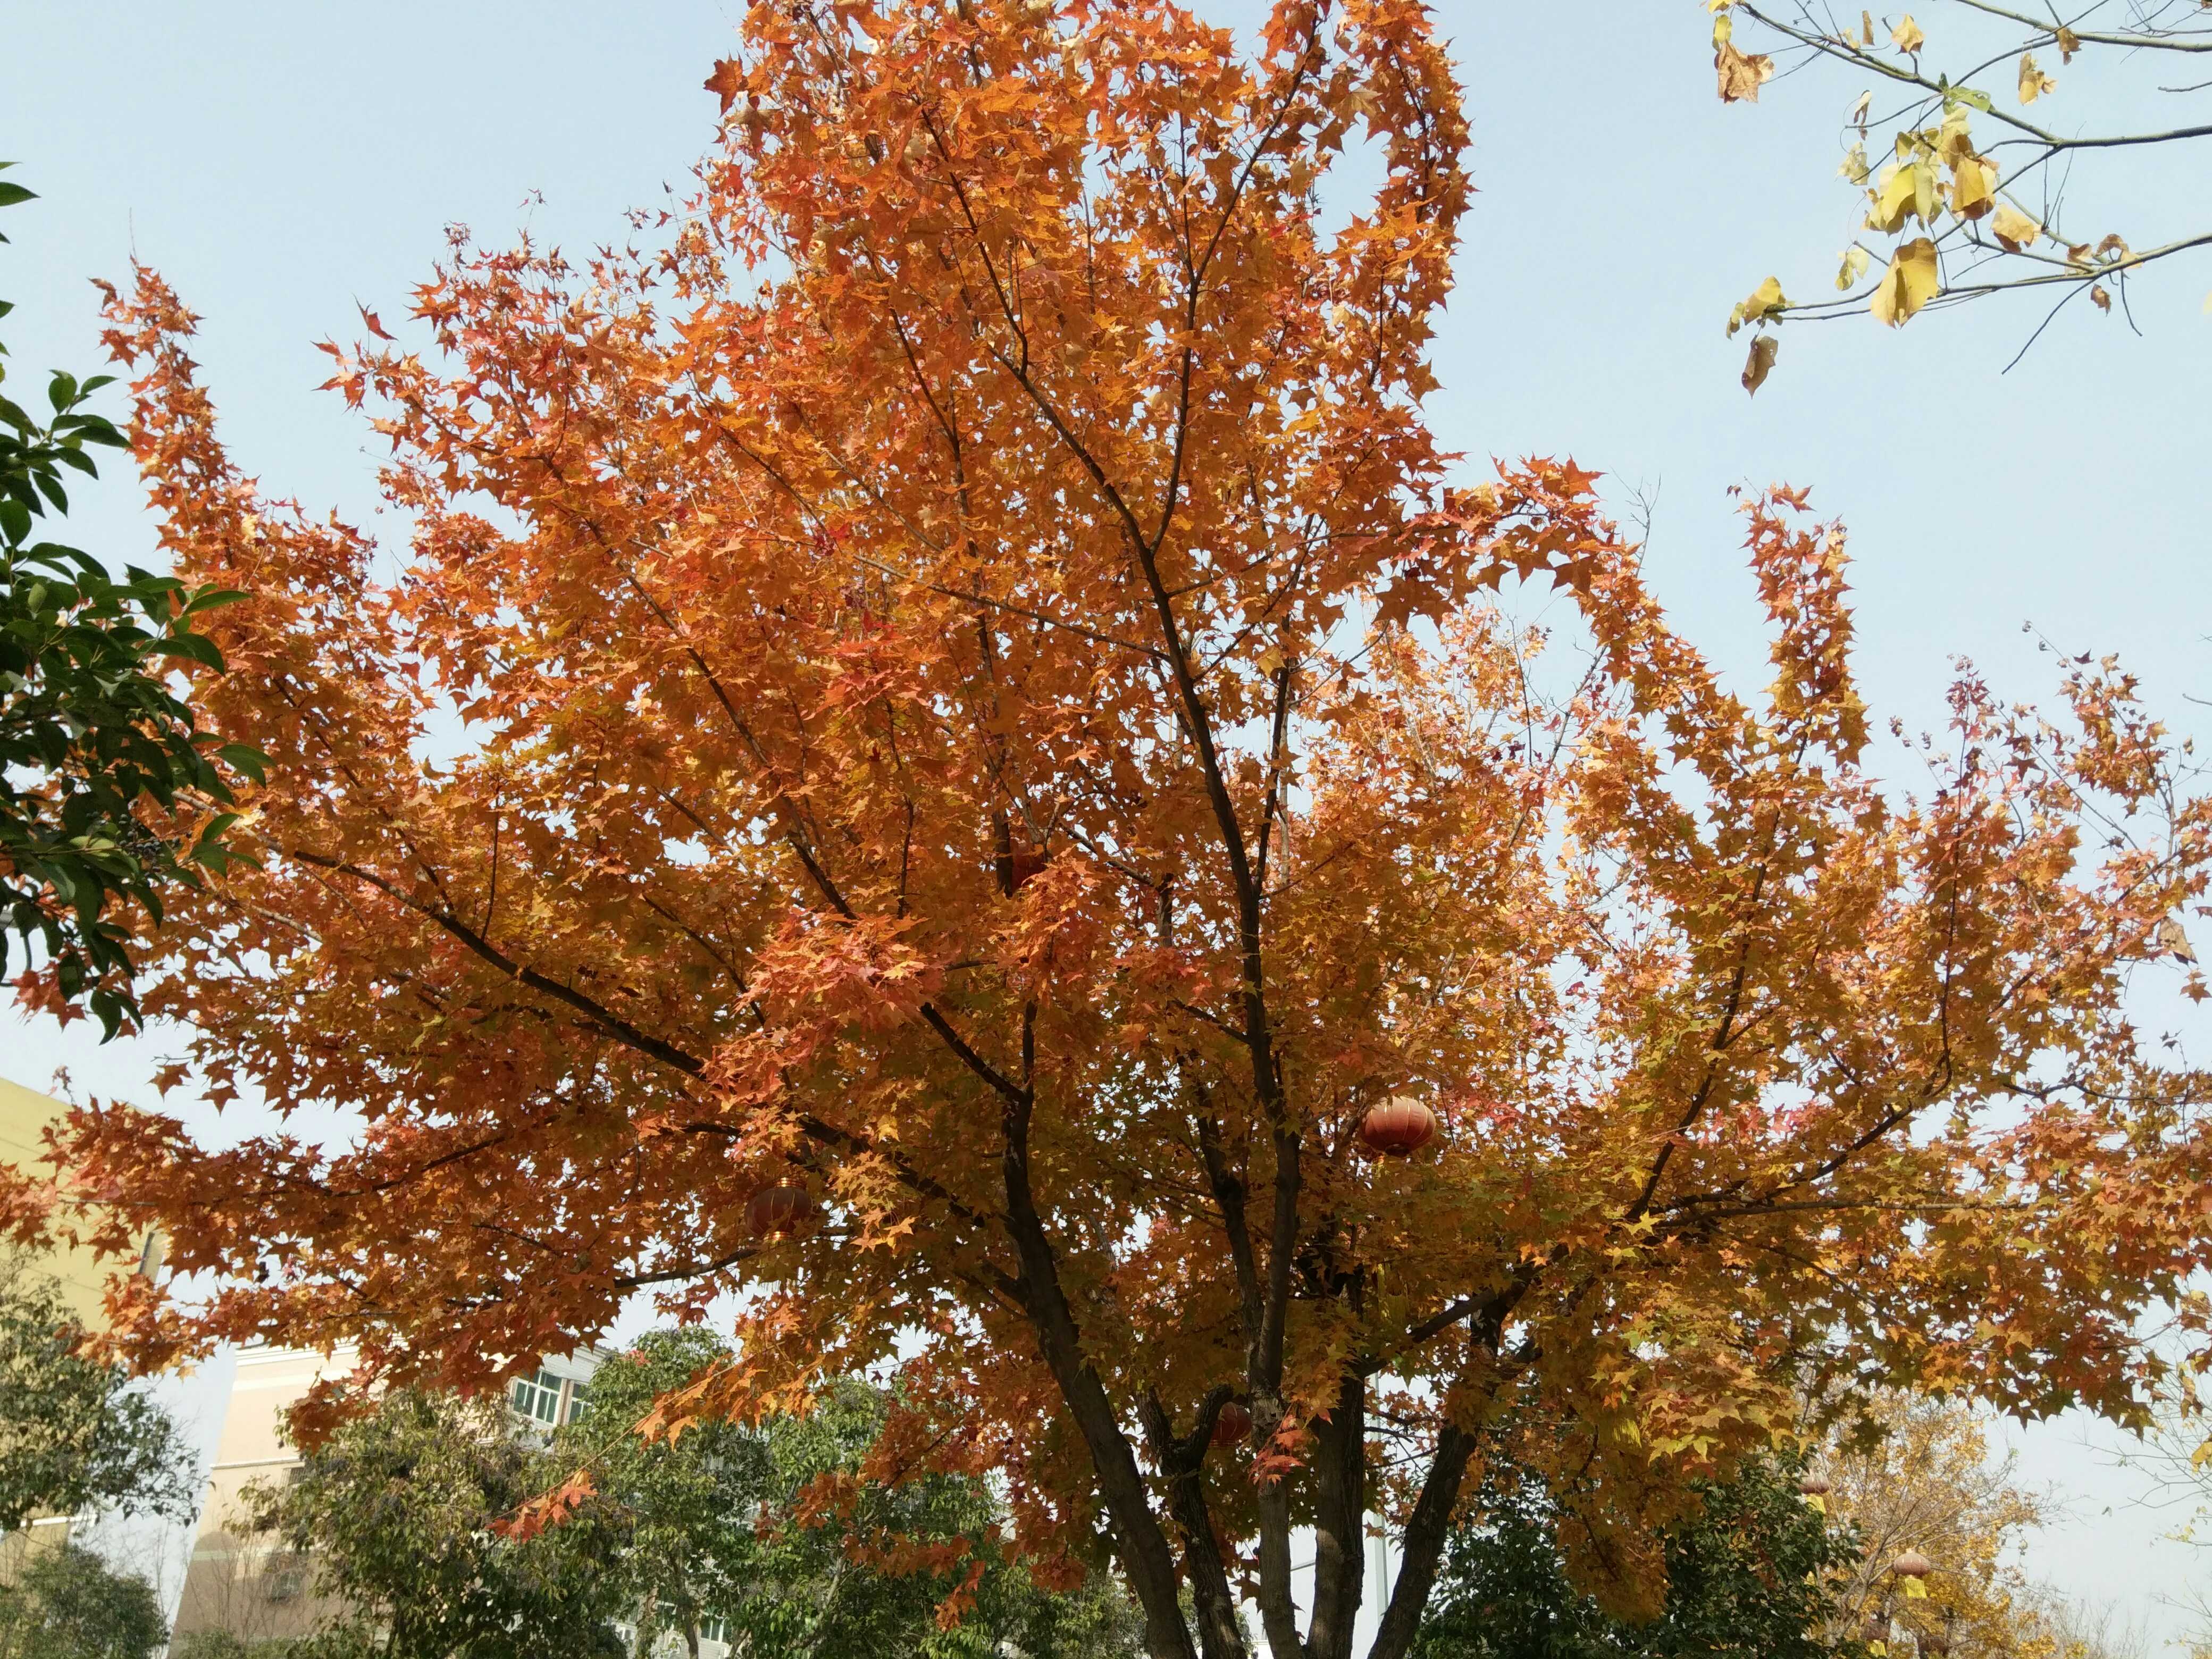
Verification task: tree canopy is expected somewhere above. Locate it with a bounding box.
[238,1387,628,1659]
[0,1257,197,1535]
[46,5,2212,1658]
[0,1541,167,1659]
[1411,1452,1856,1659]
[563,1331,1144,1657]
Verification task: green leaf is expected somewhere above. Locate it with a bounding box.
[181,586,250,616]
[155,631,224,669]
[215,742,269,784]
[0,182,36,209]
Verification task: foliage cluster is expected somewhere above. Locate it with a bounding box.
[0,1258,197,1536]
[1413,1452,1858,1659]
[216,1337,1142,1659]
[0,1541,166,1659]
[0,166,256,1039]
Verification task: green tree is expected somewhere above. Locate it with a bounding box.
[172,1630,378,1659]
[0,1541,166,1659]
[0,164,258,1036]
[562,1335,1144,1659]
[1412,1454,1859,1659]
[242,1388,625,1659]
[0,1258,197,1535]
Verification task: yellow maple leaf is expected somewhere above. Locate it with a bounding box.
[1938,104,1975,162]
[1870,238,1940,325]
[2019,52,2057,103]
[1837,245,1872,290]
[1867,162,1929,232]
[1990,202,2041,252]
[1951,153,1997,220]
[1841,141,1871,185]
[1742,333,1779,395]
[1892,14,1925,53]
[1728,274,1790,336]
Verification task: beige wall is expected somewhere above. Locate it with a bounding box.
[0,1075,167,1570]
[0,1075,163,1328]
[171,1345,359,1645]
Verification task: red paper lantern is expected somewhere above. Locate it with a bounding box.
[1797,1474,1831,1497]
[1890,1549,1933,1580]
[1358,1096,1438,1157]
[745,1184,817,1240]
[1211,1400,1253,1449]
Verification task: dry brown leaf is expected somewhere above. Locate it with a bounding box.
[2160,917,2198,963]
[1742,334,1779,396]
[2056,25,2081,63]
[2090,283,2112,313]
[2018,53,2057,103]
[1717,40,1777,102]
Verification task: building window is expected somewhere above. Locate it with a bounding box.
[509,1368,564,1428]
[264,1553,309,1603]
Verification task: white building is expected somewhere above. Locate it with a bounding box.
[169,1342,605,1648]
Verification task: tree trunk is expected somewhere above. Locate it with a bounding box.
[1305,1368,1367,1659]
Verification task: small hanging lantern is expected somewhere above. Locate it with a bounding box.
[745,1184,818,1241]
[1890,1550,1932,1599]
[1358,1096,1438,1158]
[1211,1400,1253,1449]
[1862,1612,1890,1657]
[1921,1633,1950,1657]
[1797,1472,1831,1512]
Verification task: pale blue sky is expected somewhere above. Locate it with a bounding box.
[5,3,2208,1647]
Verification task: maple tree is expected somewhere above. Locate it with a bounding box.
[1709,1,2212,381]
[1808,1392,2061,1659]
[26,3,2212,1658]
